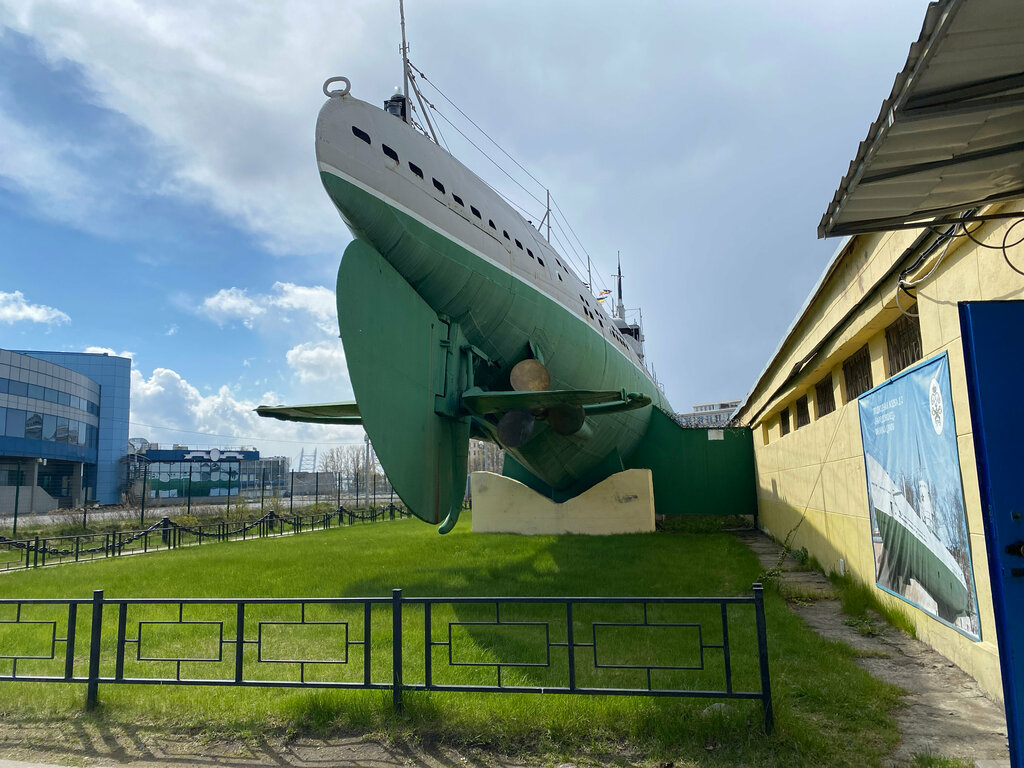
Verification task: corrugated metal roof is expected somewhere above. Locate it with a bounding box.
[819,0,1024,237]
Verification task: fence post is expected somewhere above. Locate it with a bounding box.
[392,588,403,712]
[161,517,170,546]
[290,471,294,515]
[86,589,104,710]
[235,602,245,683]
[753,582,774,734]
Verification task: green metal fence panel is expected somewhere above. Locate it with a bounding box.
[627,409,756,516]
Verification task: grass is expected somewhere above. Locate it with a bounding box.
[830,572,917,639]
[0,512,905,766]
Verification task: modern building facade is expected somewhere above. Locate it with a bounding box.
[0,349,130,512]
[123,445,290,506]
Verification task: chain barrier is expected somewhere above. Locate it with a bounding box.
[1,502,410,567]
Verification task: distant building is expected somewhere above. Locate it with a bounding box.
[674,400,741,428]
[124,444,290,505]
[0,348,130,512]
[468,439,504,474]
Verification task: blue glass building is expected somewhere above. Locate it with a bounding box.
[0,349,130,512]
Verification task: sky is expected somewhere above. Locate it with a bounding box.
[0,0,932,465]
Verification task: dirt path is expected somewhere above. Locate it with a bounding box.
[732,529,1010,767]
[0,724,532,768]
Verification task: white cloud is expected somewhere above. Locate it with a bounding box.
[0,290,71,325]
[199,282,337,334]
[0,0,378,255]
[285,340,348,383]
[201,287,266,328]
[130,365,362,456]
[0,107,102,231]
[271,282,337,334]
[83,345,134,360]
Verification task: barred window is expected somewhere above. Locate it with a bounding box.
[815,374,835,417]
[780,406,791,436]
[795,395,810,428]
[886,309,923,376]
[843,344,873,401]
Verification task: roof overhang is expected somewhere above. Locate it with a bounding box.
[819,0,1024,238]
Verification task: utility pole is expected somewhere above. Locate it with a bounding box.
[12,459,21,539]
[364,434,371,508]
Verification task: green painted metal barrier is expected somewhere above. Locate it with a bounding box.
[627,409,756,516]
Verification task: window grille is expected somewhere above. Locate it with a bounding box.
[886,309,922,376]
[780,407,790,436]
[843,345,873,401]
[815,374,835,417]
[795,396,810,428]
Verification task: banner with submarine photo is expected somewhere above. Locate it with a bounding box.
[858,352,980,639]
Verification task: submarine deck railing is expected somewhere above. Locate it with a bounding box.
[0,586,773,733]
[0,504,411,571]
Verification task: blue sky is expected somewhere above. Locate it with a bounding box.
[0,1,930,464]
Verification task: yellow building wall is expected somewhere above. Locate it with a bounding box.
[740,205,1024,702]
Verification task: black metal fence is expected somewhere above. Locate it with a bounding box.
[0,585,773,732]
[0,504,410,571]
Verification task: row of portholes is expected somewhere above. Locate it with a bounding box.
[351,124,564,273]
[352,123,641,353]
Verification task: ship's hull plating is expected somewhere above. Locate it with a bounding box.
[316,92,670,492]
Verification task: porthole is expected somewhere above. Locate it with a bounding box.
[515,239,523,249]
[503,230,510,240]
[409,162,424,179]
[488,219,496,229]
[527,248,534,258]
[452,193,464,206]
[471,205,482,219]
[382,144,399,162]
[433,178,445,194]
[538,258,545,267]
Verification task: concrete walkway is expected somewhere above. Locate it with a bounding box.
[733,528,1011,768]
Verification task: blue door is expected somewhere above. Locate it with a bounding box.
[961,300,1024,767]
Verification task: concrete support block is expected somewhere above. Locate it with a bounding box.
[470,469,655,535]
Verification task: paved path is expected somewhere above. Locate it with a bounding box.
[733,528,1011,768]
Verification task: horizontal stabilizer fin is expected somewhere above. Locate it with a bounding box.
[461,388,650,416]
[256,402,362,425]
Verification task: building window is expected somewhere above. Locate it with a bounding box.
[843,344,873,401]
[886,309,923,376]
[780,407,790,436]
[795,395,810,428]
[815,374,835,417]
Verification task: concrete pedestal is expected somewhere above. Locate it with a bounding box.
[470,469,655,535]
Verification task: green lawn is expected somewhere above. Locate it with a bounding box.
[0,513,902,766]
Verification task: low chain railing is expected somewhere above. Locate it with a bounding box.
[0,585,773,732]
[0,503,411,571]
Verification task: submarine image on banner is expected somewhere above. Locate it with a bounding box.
[865,454,971,621]
[258,24,689,531]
